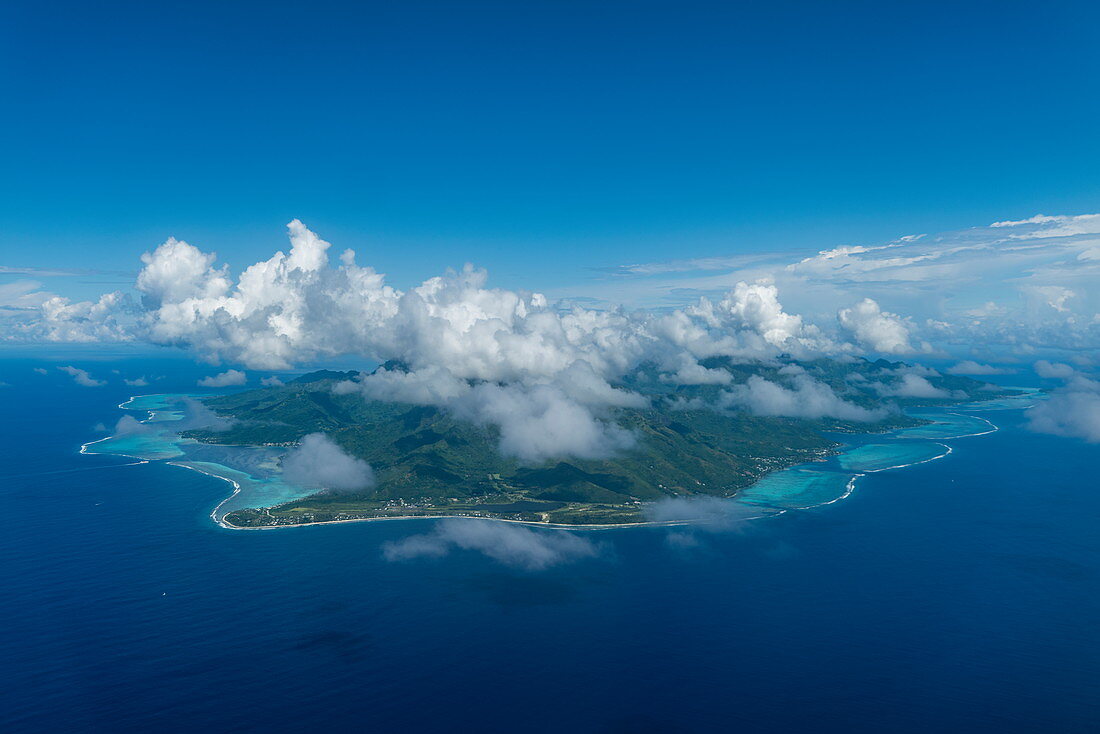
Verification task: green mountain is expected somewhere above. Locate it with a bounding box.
[187,359,1010,526]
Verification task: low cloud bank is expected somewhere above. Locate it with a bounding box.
[281,433,375,492]
[1027,368,1100,442]
[382,519,600,570]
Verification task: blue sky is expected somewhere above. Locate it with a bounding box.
[2,0,1099,292]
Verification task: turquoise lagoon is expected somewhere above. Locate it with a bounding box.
[82,394,315,521]
[85,390,1027,524]
[732,397,1032,512]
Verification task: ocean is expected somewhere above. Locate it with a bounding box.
[2,356,1098,732]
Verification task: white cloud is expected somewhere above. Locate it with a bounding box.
[124,376,150,386]
[990,214,1062,228]
[454,382,638,464]
[113,415,150,435]
[991,213,1100,238]
[136,237,231,307]
[197,369,246,387]
[344,365,471,406]
[645,495,760,527]
[11,214,1100,459]
[945,361,1011,376]
[382,519,600,570]
[578,213,1100,355]
[1026,285,1075,313]
[177,398,235,431]
[1034,360,1075,379]
[281,433,375,493]
[874,373,952,399]
[720,374,885,421]
[58,365,105,387]
[1027,375,1100,442]
[661,356,732,385]
[260,376,284,387]
[838,298,919,355]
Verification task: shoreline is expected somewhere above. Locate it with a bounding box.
[87,393,1007,534]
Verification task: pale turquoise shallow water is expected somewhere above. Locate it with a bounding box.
[735,468,855,509]
[725,389,1042,511]
[82,394,315,518]
[84,390,1036,520]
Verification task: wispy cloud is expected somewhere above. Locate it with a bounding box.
[564,213,1100,357]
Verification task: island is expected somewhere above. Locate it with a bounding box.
[172,358,1017,527]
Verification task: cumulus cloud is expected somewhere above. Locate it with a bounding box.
[197,369,246,387]
[15,215,1100,461]
[0,220,868,465]
[720,374,885,421]
[945,361,1012,376]
[260,375,284,387]
[838,298,921,354]
[1034,360,1075,379]
[382,519,600,570]
[1027,375,1100,442]
[58,365,105,387]
[33,367,47,375]
[595,213,1100,356]
[124,376,150,386]
[103,221,843,461]
[281,433,375,493]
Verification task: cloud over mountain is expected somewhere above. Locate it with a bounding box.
[720,374,884,421]
[6,214,1099,461]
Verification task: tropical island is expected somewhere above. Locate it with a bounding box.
[176,358,1017,527]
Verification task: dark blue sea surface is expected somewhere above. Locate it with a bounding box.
[2,358,1098,733]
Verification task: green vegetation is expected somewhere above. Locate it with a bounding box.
[202,358,1014,527]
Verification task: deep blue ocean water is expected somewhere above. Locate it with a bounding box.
[2,358,1099,733]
